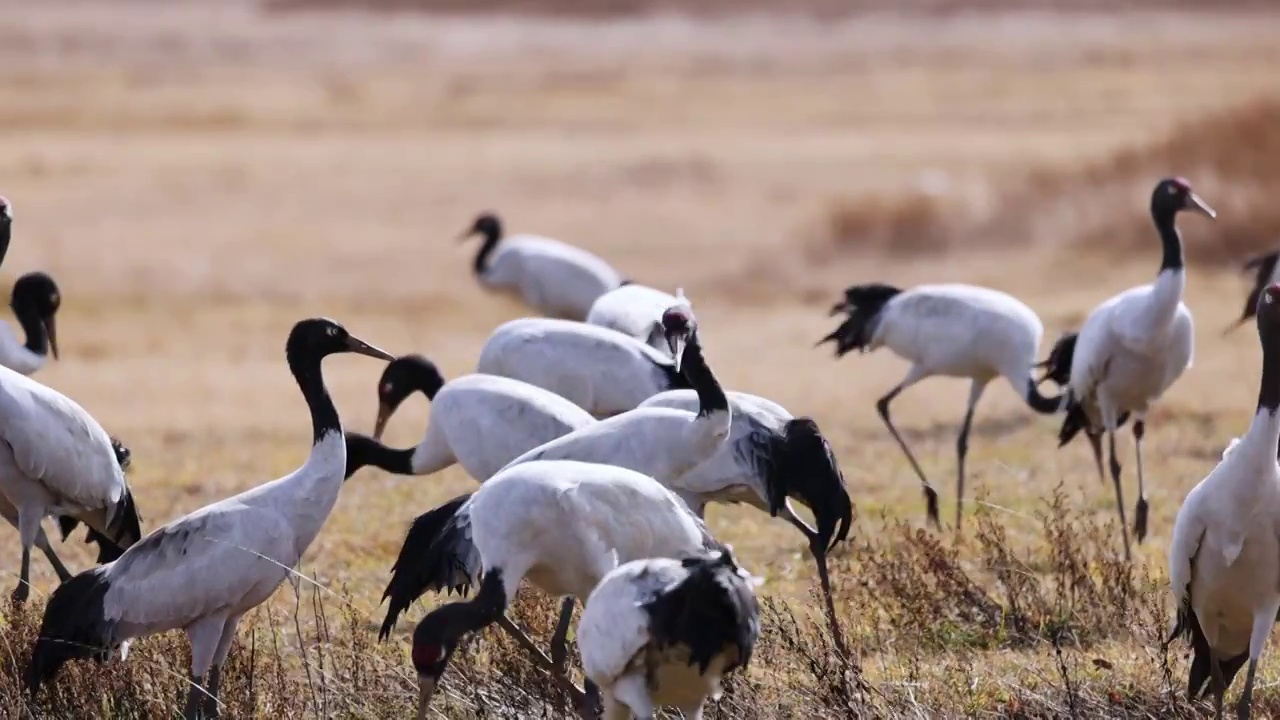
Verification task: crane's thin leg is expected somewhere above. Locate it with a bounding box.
[1235,604,1279,720]
[1086,430,1105,484]
[1107,431,1132,563]
[13,509,42,604]
[496,614,586,707]
[12,547,30,604]
[954,380,988,536]
[184,614,226,720]
[550,597,576,672]
[876,366,936,527]
[36,536,72,583]
[1132,419,1150,542]
[1210,646,1227,720]
[203,612,244,719]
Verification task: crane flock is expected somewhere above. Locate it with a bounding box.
[0,176,1272,719]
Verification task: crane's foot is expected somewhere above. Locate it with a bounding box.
[924,487,941,530]
[10,583,28,605]
[1134,497,1149,543]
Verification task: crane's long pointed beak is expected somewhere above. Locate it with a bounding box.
[345,335,395,361]
[829,301,850,317]
[1187,192,1217,219]
[45,317,58,361]
[416,675,436,720]
[667,335,686,373]
[373,401,393,441]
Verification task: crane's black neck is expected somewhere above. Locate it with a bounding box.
[412,571,507,674]
[681,333,728,418]
[12,304,48,356]
[473,225,502,276]
[1151,201,1185,274]
[0,219,10,271]
[415,364,446,401]
[1258,317,1280,414]
[344,432,415,479]
[287,348,341,445]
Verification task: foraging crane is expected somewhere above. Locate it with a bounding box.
[475,317,690,418]
[378,459,723,720]
[25,318,394,720]
[0,436,133,590]
[1226,248,1280,334]
[364,354,595,480]
[1045,177,1213,561]
[819,282,1063,532]
[636,388,852,651]
[494,305,732,668]
[0,271,60,376]
[578,551,761,720]
[459,211,624,321]
[586,284,691,357]
[1167,282,1280,720]
[0,356,144,603]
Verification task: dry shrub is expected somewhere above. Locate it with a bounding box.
[820,190,962,259]
[813,97,1280,267]
[3,497,1277,718]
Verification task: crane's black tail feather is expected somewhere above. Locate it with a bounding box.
[379,493,478,641]
[642,551,761,676]
[57,437,142,564]
[818,284,901,357]
[25,569,115,700]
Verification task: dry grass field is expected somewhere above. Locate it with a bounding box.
[2,0,1280,717]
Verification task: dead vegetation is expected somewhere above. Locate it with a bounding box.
[818,97,1280,268]
[0,490,1250,718]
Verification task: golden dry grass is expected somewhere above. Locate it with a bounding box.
[3,2,1280,717]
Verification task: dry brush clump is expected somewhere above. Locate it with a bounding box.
[815,97,1280,268]
[0,495,1274,718]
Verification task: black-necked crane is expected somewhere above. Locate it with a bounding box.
[377,459,723,719]
[586,284,690,357]
[819,282,1062,533]
[1226,248,1280,334]
[0,271,60,376]
[636,388,852,651]
[578,551,761,720]
[459,211,624,321]
[1167,282,1280,720]
[475,316,690,418]
[25,318,394,720]
[0,352,144,603]
[1040,177,1213,561]
[360,354,595,480]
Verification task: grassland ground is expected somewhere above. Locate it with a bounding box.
[1,2,1280,716]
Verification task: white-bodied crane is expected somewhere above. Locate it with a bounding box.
[1041,177,1214,560]
[459,211,624,321]
[1168,282,1280,720]
[25,318,394,720]
[819,282,1062,532]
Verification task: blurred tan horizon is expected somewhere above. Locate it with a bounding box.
[3,1,1280,715]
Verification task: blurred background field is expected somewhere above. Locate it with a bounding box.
[2,0,1280,716]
